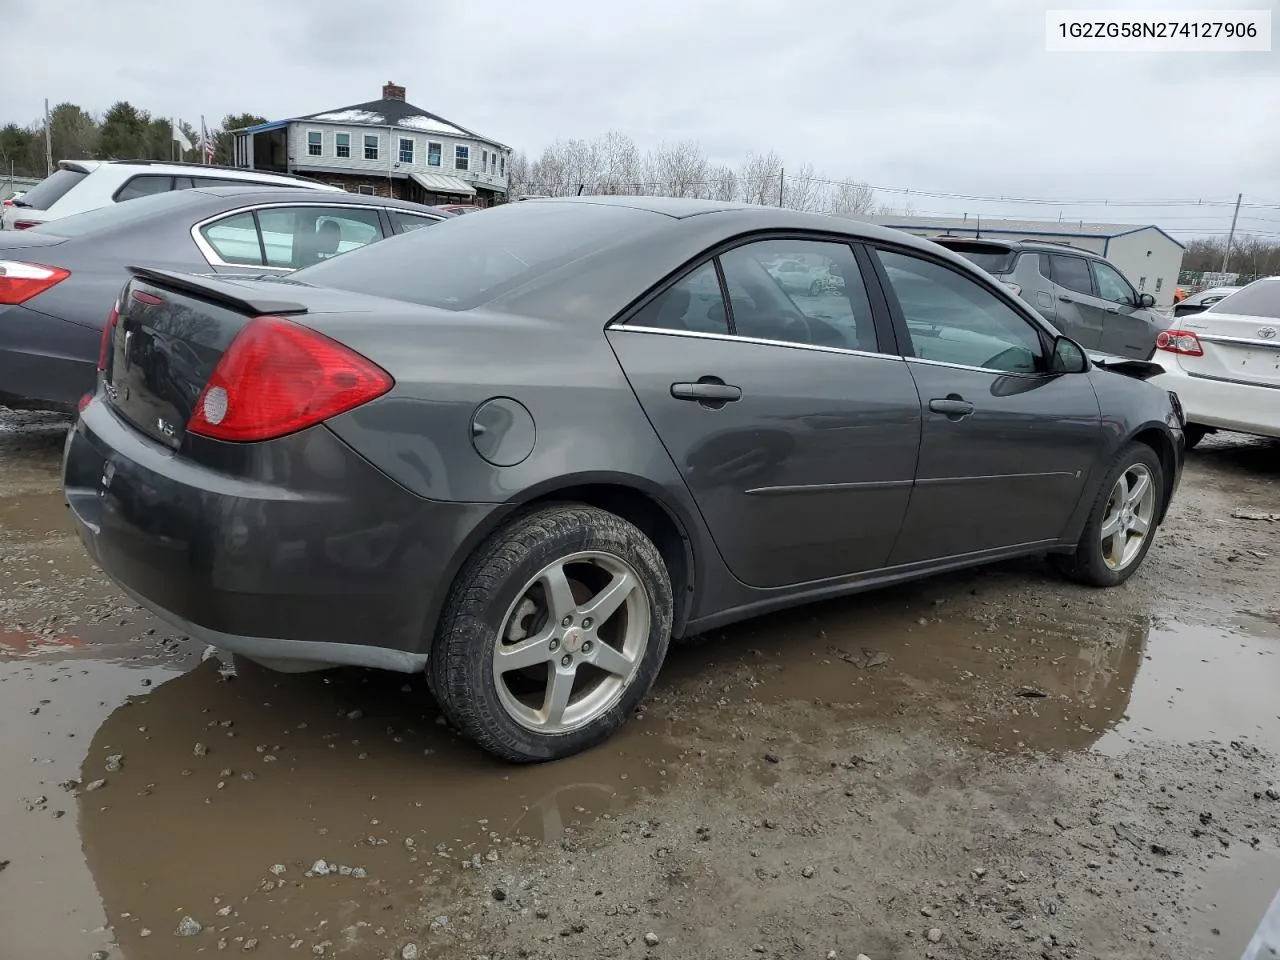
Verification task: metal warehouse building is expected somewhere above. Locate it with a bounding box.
[870,215,1186,307]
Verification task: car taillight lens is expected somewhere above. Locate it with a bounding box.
[0,261,70,304]
[98,301,119,371]
[187,315,394,443]
[12,221,40,231]
[1155,329,1204,357]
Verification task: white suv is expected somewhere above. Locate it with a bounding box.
[1,160,342,231]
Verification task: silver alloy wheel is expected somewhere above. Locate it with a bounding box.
[492,550,649,735]
[1100,463,1156,571]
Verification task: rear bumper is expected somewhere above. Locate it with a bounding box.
[63,399,501,671]
[1152,366,1280,439]
[0,304,97,412]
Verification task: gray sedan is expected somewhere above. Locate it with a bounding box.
[63,197,1186,763]
[0,186,449,412]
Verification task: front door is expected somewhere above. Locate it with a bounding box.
[607,238,922,589]
[1090,259,1155,358]
[871,247,1103,565]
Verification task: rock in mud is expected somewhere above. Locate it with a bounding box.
[175,916,203,937]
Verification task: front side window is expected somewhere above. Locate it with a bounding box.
[1049,254,1094,297]
[256,206,384,269]
[200,211,264,266]
[115,175,173,202]
[399,138,414,164]
[455,145,469,170]
[307,131,322,157]
[428,142,442,167]
[877,249,1045,374]
[1092,260,1136,305]
[719,238,880,352]
[364,135,379,161]
[335,133,350,159]
[630,263,728,334]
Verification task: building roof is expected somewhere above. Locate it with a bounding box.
[870,215,1185,249]
[234,83,508,149]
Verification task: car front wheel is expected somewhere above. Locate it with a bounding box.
[430,504,673,762]
[1053,443,1164,587]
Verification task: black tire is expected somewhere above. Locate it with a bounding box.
[1052,442,1164,588]
[430,504,673,763]
[1183,424,1208,450]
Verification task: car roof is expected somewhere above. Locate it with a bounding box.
[182,185,449,212]
[933,235,1104,259]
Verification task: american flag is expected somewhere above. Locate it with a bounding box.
[199,117,216,164]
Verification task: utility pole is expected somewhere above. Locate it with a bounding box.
[778,167,784,207]
[1221,192,1242,273]
[43,99,53,175]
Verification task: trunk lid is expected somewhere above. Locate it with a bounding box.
[1176,310,1280,388]
[103,269,310,448]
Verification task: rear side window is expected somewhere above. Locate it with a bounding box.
[631,263,728,334]
[256,206,384,269]
[294,201,655,310]
[115,175,173,202]
[13,167,88,210]
[201,211,264,266]
[387,210,443,234]
[1049,255,1094,297]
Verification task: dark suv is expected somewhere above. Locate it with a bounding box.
[932,237,1163,360]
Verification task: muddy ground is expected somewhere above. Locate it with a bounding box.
[1,408,1278,960]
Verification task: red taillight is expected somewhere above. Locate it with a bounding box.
[0,261,70,304]
[78,393,93,413]
[1155,329,1204,357]
[132,290,164,306]
[98,301,119,371]
[12,221,40,231]
[187,315,393,443]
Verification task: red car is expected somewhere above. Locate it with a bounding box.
[432,203,482,215]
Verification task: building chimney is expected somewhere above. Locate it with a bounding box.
[382,81,405,101]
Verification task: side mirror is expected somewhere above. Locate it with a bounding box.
[1051,335,1089,374]
[1138,293,1156,308]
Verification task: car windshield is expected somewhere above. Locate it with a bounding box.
[1205,278,1280,319]
[292,201,657,310]
[938,243,1016,274]
[11,167,88,210]
[32,189,208,238]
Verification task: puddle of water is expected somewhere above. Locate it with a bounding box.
[0,656,184,960]
[1095,618,1280,756]
[1191,847,1280,958]
[70,657,679,958]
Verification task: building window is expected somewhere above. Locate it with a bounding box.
[307,131,322,157]
[364,135,379,161]
[500,155,505,176]
[357,184,376,195]
[1155,278,1163,292]
[335,133,350,159]
[427,142,442,167]
[399,138,414,164]
[482,149,488,172]
[1138,276,1147,290]
[455,145,469,171]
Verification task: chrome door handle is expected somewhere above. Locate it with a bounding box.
[929,396,974,420]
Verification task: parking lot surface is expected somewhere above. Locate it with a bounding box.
[1,408,1277,960]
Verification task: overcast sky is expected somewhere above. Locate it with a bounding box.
[3,0,1278,236]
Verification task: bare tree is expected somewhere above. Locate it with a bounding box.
[826,179,877,218]
[597,130,640,195]
[647,139,708,198]
[781,162,821,212]
[739,150,783,206]
[708,163,737,202]
[506,149,530,198]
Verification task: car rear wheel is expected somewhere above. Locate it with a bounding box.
[1052,443,1164,587]
[430,504,673,762]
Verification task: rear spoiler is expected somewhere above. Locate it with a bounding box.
[1087,352,1165,381]
[126,266,309,317]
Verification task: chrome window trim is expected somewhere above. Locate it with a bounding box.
[904,355,1048,379]
[191,201,407,271]
[609,323,904,363]
[1187,370,1280,390]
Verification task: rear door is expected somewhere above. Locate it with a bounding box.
[1175,279,1280,389]
[1046,253,1108,349]
[870,246,1102,564]
[607,235,922,588]
[1090,259,1154,358]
